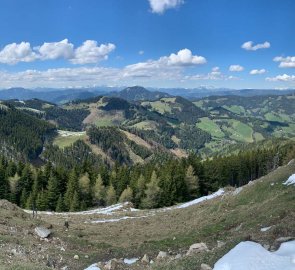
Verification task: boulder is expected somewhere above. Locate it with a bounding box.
[34,227,51,238]
[186,243,209,255]
[157,251,168,259]
[201,263,212,270]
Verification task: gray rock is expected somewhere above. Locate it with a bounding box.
[73,255,79,260]
[201,263,212,270]
[186,243,209,255]
[34,227,51,238]
[175,254,182,259]
[217,240,225,248]
[105,259,119,270]
[275,237,294,243]
[141,254,150,263]
[157,251,168,259]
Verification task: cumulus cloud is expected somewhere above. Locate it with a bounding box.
[249,69,266,75]
[71,41,116,64]
[266,74,295,82]
[148,0,184,14]
[138,50,145,55]
[0,49,207,88]
[229,65,244,72]
[241,41,270,51]
[37,39,74,60]
[273,56,295,68]
[122,49,206,78]
[0,42,37,64]
[0,39,115,65]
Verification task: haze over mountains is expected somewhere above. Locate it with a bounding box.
[0,86,294,104]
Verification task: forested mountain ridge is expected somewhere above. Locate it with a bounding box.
[2,90,295,163]
[0,102,56,161]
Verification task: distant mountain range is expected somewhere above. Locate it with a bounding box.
[0,86,294,104]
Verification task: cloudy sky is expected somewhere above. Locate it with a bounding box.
[0,0,294,89]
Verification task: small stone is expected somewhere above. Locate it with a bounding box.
[187,243,209,255]
[201,263,212,270]
[105,259,119,270]
[85,255,89,259]
[60,247,65,252]
[157,251,168,259]
[74,255,79,260]
[217,240,225,248]
[263,244,270,250]
[175,254,182,259]
[141,254,150,263]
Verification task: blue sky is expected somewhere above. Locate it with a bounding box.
[0,0,294,89]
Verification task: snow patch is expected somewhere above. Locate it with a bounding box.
[88,215,151,224]
[261,226,272,232]
[284,174,295,186]
[84,263,101,270]
[176,189,224,209]
[124,258,139,265]
[213,240,295,270]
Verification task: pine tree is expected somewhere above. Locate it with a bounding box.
[119,186,133,203]
[106,185,117,206]
[135,174,145,206]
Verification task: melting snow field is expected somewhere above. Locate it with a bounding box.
[284,174,295,186]
[213,241,295,270]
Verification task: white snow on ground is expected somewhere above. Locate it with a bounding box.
[24,202,138,216]
[176,189,224,209]
[261,226,272,232]
[123,258,139,264]
[284,174,295,186]
[88,215,151,224]
[84,263,101,270]
[213,240,295,270]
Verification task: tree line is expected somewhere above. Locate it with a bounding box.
[0,141,294,212]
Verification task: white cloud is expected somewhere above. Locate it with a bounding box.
[37,39,74,60]
[71,40,116,64]
[138,50,145,55]
[0,49,206,88]
[266,74,295,82]
[166,48,206,66]
[241,41,270,51]
[0,39,115,65]
[0,42,37,64]
[148,0,184,14]
[273,56,295,68]
[229,65,244,72]
[249,69,266,75]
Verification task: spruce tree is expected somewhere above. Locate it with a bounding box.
[47,175,59,210]
[56,194,65,212]
[70,191,80,211]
